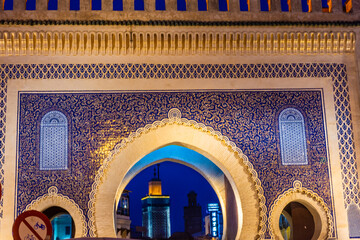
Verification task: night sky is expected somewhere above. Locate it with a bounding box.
[125,161,220,234]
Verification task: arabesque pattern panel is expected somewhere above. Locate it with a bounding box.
[0,63,357,238]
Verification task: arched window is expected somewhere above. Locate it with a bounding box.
[40,111,68,170]
[279,108,308,165]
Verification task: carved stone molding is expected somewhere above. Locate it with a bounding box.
[0,30,355,56]
[88,108,267,238]
[268,180,334,240]
[25,186,88,238]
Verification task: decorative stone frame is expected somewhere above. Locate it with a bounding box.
[268,181,333,240]
[25,186,87,238]
[88,108,267,239]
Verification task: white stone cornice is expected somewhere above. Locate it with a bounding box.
[0,29,355,56]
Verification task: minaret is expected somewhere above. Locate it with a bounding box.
[184,191,202,235]
[148,164,162,195]
[141,164,171,239]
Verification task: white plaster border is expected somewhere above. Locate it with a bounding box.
[87,108,267,239]
[268,180,333,240]
[25,186,87,238]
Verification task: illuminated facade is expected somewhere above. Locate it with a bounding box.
[0,1,359,240]
[142,166,171,239]
[116,190,131,238]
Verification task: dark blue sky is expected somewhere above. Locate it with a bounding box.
[125,161,220,234]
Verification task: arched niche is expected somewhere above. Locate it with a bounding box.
[25,186,87,238]
[89,109,265,239]
[269,181,332,240]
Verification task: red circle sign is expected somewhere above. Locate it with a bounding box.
[12,210,52,240]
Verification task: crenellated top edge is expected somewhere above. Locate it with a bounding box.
[0,19,360,27]
[0,0,359,23]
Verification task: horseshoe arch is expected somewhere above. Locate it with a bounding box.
[88,109,266,239]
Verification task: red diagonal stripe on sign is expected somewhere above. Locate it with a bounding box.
[23,219,43,240]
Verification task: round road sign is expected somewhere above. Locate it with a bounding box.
[12,210,52,240]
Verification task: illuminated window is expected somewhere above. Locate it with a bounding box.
[26,0,36,10]
[3,0,13,10]
[48,0,58,10]
[70,0,80,10]
[343,0,352,13]
[279,108,308,165]
[198,0,207,11]
[301,0,311,12]
[281,0,290,11]
[219,0,228,11]
[134,0,144,10]
[113,0,123,11]
[260,0,270,11]
[92,0,101,10]
[239,0,249,11]
[177,0,186,11]
[156,0,165,10]
[40,111,68,170]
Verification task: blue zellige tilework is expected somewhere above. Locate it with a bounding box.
[18,91,330,238]
[0,63,356,238]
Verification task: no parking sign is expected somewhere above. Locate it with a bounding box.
[12,210,52,240]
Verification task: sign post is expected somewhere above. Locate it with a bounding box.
[12,210,52,240]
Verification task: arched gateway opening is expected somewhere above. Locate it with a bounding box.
[118,146,226,238]
[89,109,265,239]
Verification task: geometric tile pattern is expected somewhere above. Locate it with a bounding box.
[0,75,5,229]
[17,90,329,239]
[40,111,68,170]
[0,63,357,238]
[279,108,308,165]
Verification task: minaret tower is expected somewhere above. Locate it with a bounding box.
[141,164,171,239]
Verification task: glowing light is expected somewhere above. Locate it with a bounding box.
[208,203,220,238]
